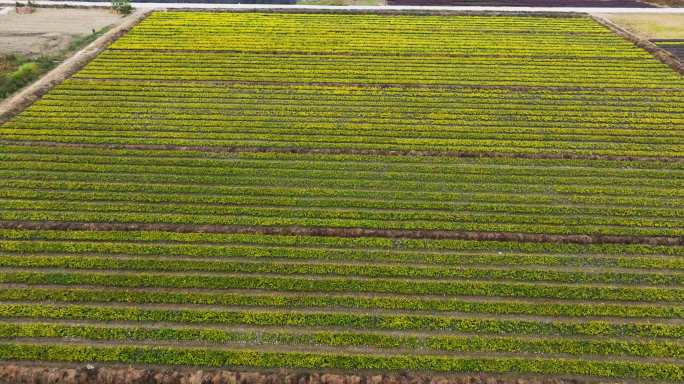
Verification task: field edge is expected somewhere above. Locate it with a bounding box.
[0,362,638,384]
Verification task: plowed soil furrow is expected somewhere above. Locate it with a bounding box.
[1,140,680,162]
[0,221,680,246]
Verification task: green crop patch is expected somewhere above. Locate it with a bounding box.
[0,10,682,382]
[3,12,683,158]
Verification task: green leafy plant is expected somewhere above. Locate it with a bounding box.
[111,0,132,15]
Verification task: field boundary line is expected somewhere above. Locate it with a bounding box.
[0,140,681,163]
[0,362,646,384]
[0,221,681,245]
[0,10,152,124]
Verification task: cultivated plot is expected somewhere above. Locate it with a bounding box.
[0,11,683,383]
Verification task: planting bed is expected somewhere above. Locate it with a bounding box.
[0,11,683,383]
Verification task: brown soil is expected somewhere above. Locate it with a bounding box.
[0,363,630,384]
[0,8,122,58]
[0,220,681,246]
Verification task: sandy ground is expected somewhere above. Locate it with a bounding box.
[0,8,122,57]
[597,13,684,38]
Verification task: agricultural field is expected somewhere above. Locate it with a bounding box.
[0,11,683,383]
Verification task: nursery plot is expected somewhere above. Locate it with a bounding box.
[0,146,683,236]
[4,13,683,158]
[5,80,684,157]
[0,11,683,383]
[0,229,684,382]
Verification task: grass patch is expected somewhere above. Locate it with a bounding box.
[0,55,54,99]
[599,14,684,39]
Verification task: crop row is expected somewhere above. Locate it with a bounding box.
[3,228,680,257]
[3,144,682,171]
[1,322,683,359]
[3,285,683,320]
[80,51,676,77]
[0,152,682,235]
[29,94,684,121]
[3,149,682,181]
[16,100,684,127]
[137,12,607,30]
[51,79,684,103]
[3,270,683,302]
[12,155,681,187]
[4,179,684,211]
[5,125,681,153]
[5,254,683,286]
[2,303,683,338]
[85,55,666,78]
[89,52,667,71]
[9,120,682,143]
[20,103,684,128]
[112,35,646,58]
[4,160,682,198]
[7,115,681,138]
[0,188,681,234]
[3,199,682,236]
[3,239,684,270]
[74,71,676,90]
[13,114,684,136]
[3,188,684,226]
[4,240,683,270]
[112,14,650,58]
[2,132,682,158]
[5,173,683,212]
[75,62,680,89]
[3,149,682,189]
[133,13,612,32]
[1,342,681,381]
[37,95,684,117]
[32,94,684,118]
[12,154,678,185]
[7,123,681,151]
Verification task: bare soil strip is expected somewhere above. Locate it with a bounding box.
[0,362,627,384]
[0,220,681,245]
[0,140,681,163]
